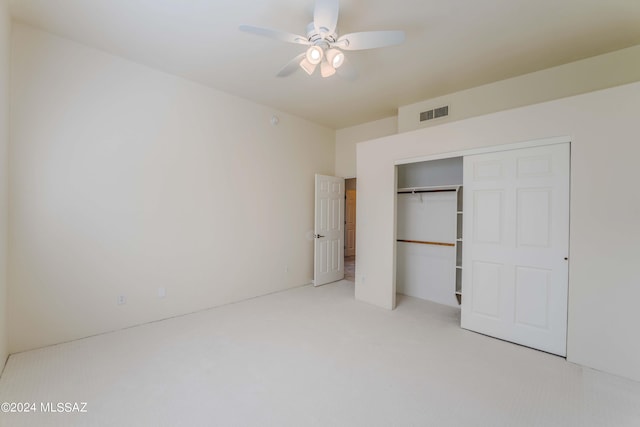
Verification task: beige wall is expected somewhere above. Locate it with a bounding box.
[356,82,640,382]
[0,0,9,371]
[335,116,397,178]
[398,45,640,133]
[9,24,335,353]
[334,45,640,180]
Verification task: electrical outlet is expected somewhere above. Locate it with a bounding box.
[284,265,289,273]
[157,287,166,298]
[117,295,126,305]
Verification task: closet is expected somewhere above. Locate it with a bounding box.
[395,157,463,308]
[394,140,570,356]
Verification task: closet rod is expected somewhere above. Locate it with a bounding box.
[397,189,456,194]
[396,239,455,247]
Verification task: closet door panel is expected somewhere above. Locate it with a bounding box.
[461,143,570,356]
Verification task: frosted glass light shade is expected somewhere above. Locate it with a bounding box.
[326,49,345,69]
[300,57,318,75]
[306,46,324,65]
[321,61,336,78]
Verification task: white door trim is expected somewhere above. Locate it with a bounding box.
[394,135,571,166]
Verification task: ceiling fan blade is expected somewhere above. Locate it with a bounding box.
[239,25,310,46]
[314,0,339,35]
[276,53,307,77]
[336,30,405,51]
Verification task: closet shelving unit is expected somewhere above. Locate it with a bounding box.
[455,186,463,305]
[396,185,463,305]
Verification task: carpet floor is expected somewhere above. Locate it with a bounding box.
[1,281,639,426]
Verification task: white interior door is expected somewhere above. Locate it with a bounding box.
[314,174,345,286]
[461,143,570,356]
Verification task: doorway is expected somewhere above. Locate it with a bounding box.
[345,178,356,281]
[395,157,462,307]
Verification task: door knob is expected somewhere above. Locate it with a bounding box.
[314,234,325,239]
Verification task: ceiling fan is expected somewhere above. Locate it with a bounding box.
[239,0,405,78]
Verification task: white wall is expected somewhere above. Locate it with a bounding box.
[356,82,640,382]
[335,45,640,179]
[335,116,397,178]
[0,0,10,371]
[398,45,640,133]
[397,157,463,189]
[9,24,335,353]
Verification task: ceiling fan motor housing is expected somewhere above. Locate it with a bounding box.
[306,22,336,49]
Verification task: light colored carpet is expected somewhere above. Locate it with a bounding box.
[1,281,639,426]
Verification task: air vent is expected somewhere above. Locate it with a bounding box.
[420,105,449,122]
[434,105,449,118]
[419,110,434,121]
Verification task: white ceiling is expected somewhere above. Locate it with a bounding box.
[9,0,640,129]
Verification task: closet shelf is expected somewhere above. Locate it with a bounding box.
[397,185,461,194]
[397,239,455,247]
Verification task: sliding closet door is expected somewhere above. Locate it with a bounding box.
[461,143,570,356]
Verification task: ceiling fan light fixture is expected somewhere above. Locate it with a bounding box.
[306,45,324,65]
[240,0,405,79]
[326,49,344,69]
[320,60,336,78]
[299,57,318,75]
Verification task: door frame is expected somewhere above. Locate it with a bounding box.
[345,178,357,257]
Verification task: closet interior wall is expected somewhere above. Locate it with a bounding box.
[396,157,463,308]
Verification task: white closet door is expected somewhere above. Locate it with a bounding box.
[461,143,570,356]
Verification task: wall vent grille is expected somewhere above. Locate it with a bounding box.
[420,105,449,122]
